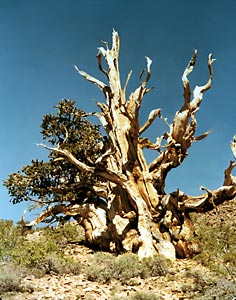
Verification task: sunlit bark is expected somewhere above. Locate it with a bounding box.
[23,30,236,260]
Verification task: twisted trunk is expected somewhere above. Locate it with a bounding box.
[23,31,236,260]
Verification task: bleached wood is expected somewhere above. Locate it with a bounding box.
[24,31,235,260]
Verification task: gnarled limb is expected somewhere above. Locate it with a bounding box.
[224,160,236,186]
[13,31,236,261]
[181,185,236,212]
[149,51,215,192]
[191,53,215,111]
[182,49,197,109]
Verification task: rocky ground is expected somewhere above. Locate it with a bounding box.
[1,198,236,300]
[2,255,213,300]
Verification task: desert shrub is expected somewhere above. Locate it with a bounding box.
[130,292,158,300]
[0,220,23,262]
[84,252,115,283]
[84,252,141,283]
[193,221,236,276]
[11,234,60,268]
[112,253,141,283]
[11,235,81,277]
[42,222,83,249]
[111,292,158,300]
[141,255,172,278]
[197,278,236,300]
[31,253,81,277]
[180,268,217,298]
[0,220,81,278]
[0,263,31,293]
[84,252,171,284]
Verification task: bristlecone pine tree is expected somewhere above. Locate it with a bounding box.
[5,30,236,260]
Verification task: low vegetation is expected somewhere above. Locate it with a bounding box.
[0,221,82,293]
[194,221,236,277]
[84,252,171,284]
[111,292,159,300]
[0,206,236,299]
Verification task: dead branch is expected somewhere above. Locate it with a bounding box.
[141,56,152,87]
[96,51,108,77]
[224,160,236,186]
[139,109,161,135]
[182,49,197,109]
[181,183,236,213]
[74,65,107,92]
[194,129,212,141]
[191,53,215,111]
[38,143,95,173]
[123,70,132,94]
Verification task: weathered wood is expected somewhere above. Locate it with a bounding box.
[27,30,236,260]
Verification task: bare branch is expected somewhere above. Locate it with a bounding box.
[182,49,197,109]
[74,65,107,92]
[194,129,212,141]
[90,112,109,128]
[96,51,109,77]
[38,143,95,173]
[139,109,161,135]
[144,56,152,85]
[139,137,163,150]
[181,185,236,212]
[38,143,127,188]
[123,70,132,94]
[224,160,236,186]
[112,28,120,55]
[200,53,216,93]
[95,148,115,164]
[191,53,215,110]
[100,40,109,49]
[182,49,197,88]
[22,203,95,227]
[139,57,152,87]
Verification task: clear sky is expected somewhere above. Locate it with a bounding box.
[0,0,236,222]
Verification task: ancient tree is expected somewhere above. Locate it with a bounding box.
[5,30,236,260]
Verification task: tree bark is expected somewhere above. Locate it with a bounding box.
[24,30,236,260]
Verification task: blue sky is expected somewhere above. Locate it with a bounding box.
[0,0,235,222]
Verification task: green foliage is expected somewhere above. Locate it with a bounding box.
[4,99,103,210]
[84,252,116,283]
[179,268,217,297]
[11,234,60,269]
[11,224,81,276]
[193,221,236,277]
[84,252,171,284]
[0,220,23,262]
[41,222,83,248]
[1,219,236,299]
[0,220,81,278]
[40,99,102,157]
[186,215,236,298]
